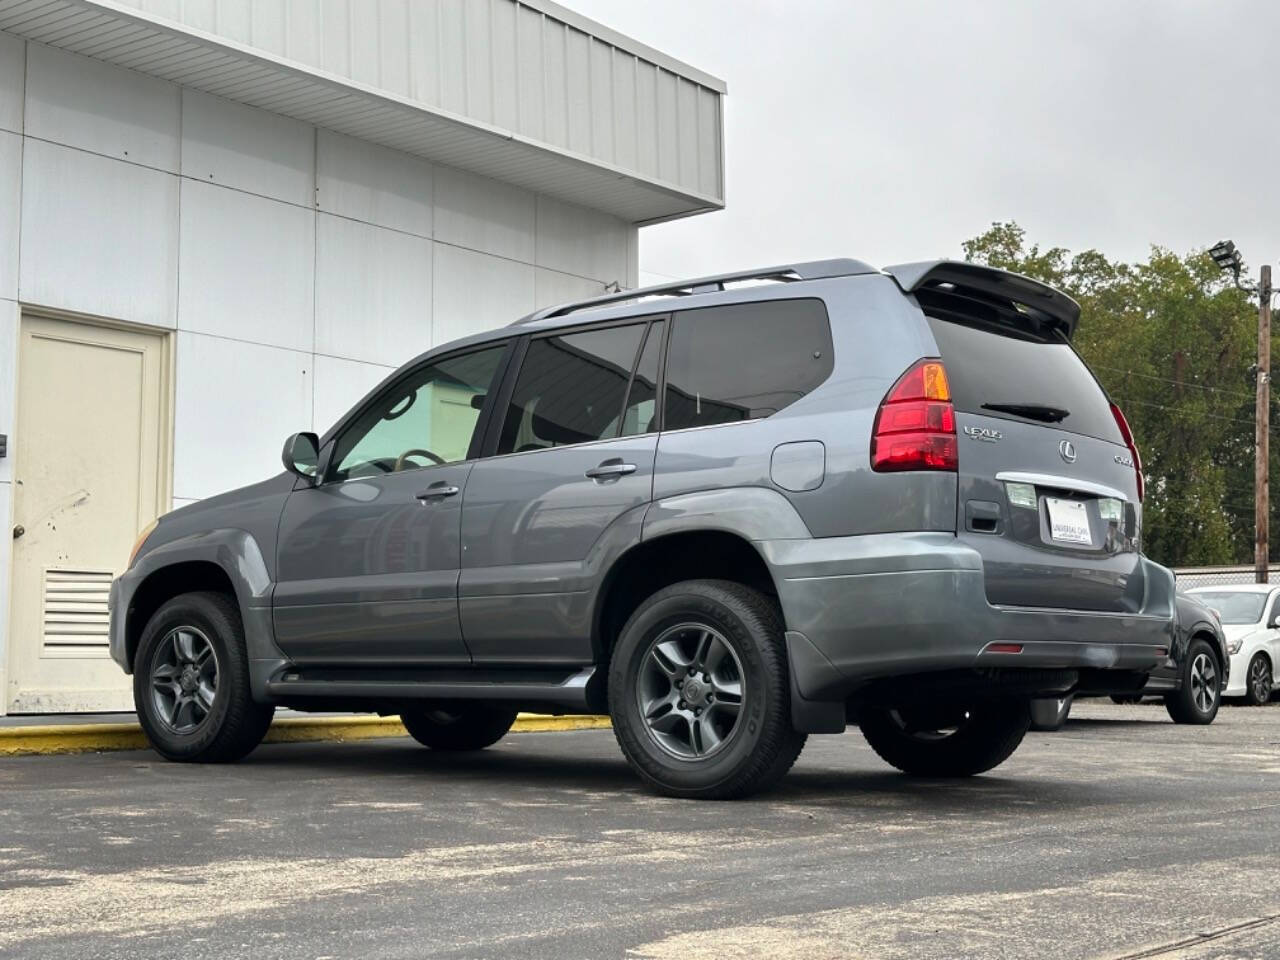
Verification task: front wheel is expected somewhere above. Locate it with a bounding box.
[608,580,806,799]
[1243,652,1273,708]
[1164,639,1222,723]
[133,591,275,762]
[399,704,519,751]
[859,698,1031,777]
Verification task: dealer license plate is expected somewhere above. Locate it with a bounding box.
[1046,497,1092,545]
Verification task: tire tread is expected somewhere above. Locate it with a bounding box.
[608,579,806,800]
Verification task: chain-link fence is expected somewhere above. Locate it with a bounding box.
[1174,565,1280,589]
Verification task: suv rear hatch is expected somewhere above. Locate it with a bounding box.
[888,261,1145,613]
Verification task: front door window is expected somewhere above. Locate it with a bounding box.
[329,346,507,481]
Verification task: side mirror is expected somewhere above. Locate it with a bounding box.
[282,432,320,484]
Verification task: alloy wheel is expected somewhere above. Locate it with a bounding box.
[637,623,744,760]
[1190,652,1217,714]
[150,626,219,734]
[1250,656,1271,705]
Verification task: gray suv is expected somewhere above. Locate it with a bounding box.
[110,258,1182,799]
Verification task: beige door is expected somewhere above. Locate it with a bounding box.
[7,315,171,713]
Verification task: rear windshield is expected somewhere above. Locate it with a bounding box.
[1190,591,1266,625]
[926,316,1122,443]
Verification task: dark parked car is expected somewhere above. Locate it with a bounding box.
[111,258,1173,798]
[1106,592,1228,723]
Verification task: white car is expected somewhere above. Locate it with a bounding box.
[1186,585,1279,705]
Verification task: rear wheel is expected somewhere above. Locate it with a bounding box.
[859,698,1030,777]
[399,704,519,751]
[1243,652,1272,708]
[608,580,806,799]
[133,591,275,762]
[1110,694,1143,705]
[1164,639,1221,723]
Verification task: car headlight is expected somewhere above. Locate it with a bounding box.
[1227,637,1243,655]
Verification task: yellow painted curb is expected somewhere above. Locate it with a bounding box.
[0,713,611,757]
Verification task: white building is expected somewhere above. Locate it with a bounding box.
[0,0,725,714]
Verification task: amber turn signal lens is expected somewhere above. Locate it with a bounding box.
[128,519,159,567]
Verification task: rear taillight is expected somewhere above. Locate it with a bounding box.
[1109,401,1143,502]
[871,359,957,472]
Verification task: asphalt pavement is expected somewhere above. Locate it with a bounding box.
[3,699,1280,960]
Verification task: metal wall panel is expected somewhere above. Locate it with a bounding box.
[533,266,601,311]
[316,128,434,237]
[111,0,725,207]
[26,43,181,172]
[181,88,314,207]
[177,179,315,351]
[0,30,19,135]
[434,163,535,262]
[432,242,534,345]
[20,139,179,327]
[315,214,433,367]
[0,130,18,303]
[534,194,628,283]
[173,331,311,500]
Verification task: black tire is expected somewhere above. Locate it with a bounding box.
[1110,694,1143,705]
[1163,638,1223,724]
[399,704,519,751]
[133,591,275,762]
[608,579,806,800]
[1243,651,1273,708]
[859,698,1030,777]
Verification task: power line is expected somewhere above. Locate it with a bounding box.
[1092,363,1256,401]
[1109,395,1258,429]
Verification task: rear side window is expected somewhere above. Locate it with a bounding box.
[926,316,1122,443]
[664,299,833,431]
[496,323,646,455]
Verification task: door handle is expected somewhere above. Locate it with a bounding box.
[585,459,637,481]
[415,483,460,502]
[12,524,23,539]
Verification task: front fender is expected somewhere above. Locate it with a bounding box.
[111,528,288,702]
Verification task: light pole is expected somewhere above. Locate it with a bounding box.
[1209,240,1272,583]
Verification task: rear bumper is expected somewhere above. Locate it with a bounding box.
[762,532,1176,705]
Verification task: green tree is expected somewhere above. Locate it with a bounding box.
[961,222,1260,567]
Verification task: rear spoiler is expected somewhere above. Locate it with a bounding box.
[885,260,1081,341]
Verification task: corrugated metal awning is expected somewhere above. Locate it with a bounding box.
[0,0,724,224]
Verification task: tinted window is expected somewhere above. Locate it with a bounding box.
[329,345,506,481]
[664,299,833,431]
[496,324,646,455]
[927,316,1121,443]
[620,319,664,437]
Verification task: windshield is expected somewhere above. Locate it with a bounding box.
[1190,591,1268,624]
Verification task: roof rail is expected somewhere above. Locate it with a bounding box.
[511,257,877,326]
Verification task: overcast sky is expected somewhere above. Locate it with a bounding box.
[569,0,1280,285]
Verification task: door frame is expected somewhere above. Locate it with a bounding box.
[2,306,174,714]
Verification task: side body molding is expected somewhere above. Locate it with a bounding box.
[123,528,288,701]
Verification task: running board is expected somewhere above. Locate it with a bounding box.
[265,665,598,711]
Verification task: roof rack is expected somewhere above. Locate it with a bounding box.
[511,257,878,326]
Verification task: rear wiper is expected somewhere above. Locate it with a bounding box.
[981,402,1070,423]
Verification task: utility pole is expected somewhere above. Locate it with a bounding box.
[1258,264,1272,584]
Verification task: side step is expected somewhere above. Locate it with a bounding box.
[264,665,599,713]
